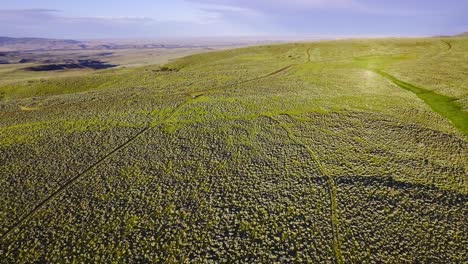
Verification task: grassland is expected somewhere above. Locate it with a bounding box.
[0,47,217,87]
[0,37,467,262]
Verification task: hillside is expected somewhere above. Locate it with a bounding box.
[0,38,467,262]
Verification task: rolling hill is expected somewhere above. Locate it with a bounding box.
[0,37,467,262]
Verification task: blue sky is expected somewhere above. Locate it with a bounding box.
[1,0,467,39]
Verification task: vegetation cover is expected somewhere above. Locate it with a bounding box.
[0,37,467,262]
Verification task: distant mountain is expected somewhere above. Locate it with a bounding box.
[0,36,282,52]
[0,37,81,45]
[0,36,208,52]
[0,37,86,52]
[431,32,468,38]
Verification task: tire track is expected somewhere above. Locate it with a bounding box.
[0,96,194,242]
[265,115,344,264]
[306,48,312,63]
[1,127,149,241]
[265,64,296,77]
[188,63,296,96]
[0,63,298,245]
[441,40,452,51]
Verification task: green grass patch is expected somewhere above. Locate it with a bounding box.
[376,70,468,136]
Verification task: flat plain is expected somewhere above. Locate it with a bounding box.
[0,37,467,262]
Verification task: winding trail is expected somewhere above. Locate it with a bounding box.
[0,63,298,245]
[306,48,312,63]
[441,40,452,51]
[265,115,344,264]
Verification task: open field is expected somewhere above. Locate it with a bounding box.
[0,37,467,262]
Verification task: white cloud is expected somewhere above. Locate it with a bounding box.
[185,0,437,16]
[0,9,155,25]
[0,8,255,38]
[186,0,358,11]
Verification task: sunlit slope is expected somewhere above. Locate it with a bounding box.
[1,38,467,262]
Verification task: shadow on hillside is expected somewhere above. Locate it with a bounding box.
[25,60,117,71]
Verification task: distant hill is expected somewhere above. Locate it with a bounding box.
[431,32,468,38]
[0,37,86,52]
[0,36,283,52]
[0,37,81,45]
[0,36,268,52]
[0,36,182,52]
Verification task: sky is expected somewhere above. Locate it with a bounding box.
[0,0,467,39]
